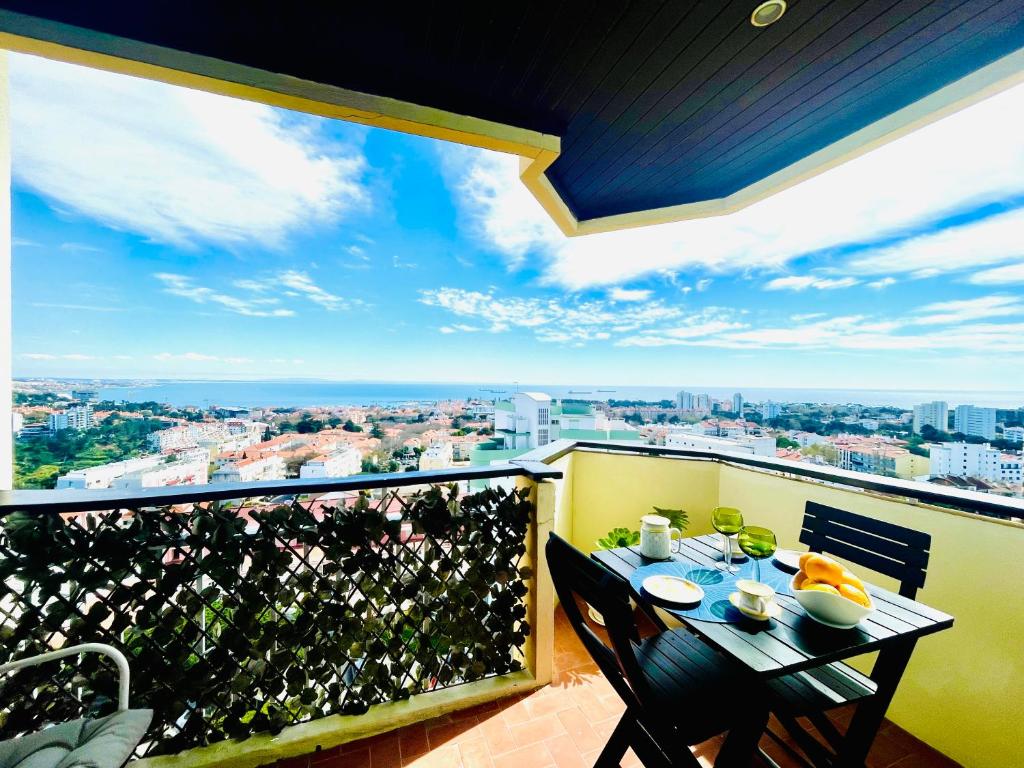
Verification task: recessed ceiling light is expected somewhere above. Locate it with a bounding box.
[751,1,787,27]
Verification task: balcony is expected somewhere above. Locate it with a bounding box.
[1,442,1019,768]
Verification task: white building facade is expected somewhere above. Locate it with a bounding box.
[418,443,454,472]
[49,405,94,432]
[299,446,362,479]
[953,405,997,440]
[929,442,1001,481]
[913,401,948,434]
[1004,426,1024,444]
[665,431,775,457]
[211,455,287,483]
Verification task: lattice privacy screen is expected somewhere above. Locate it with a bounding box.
[0,483,533,756]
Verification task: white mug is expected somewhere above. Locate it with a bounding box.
[639,514,681,560]
[736,579,776,615]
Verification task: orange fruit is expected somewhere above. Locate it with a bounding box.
[840,569,865,592]
[804,554,844,586]
[838,584,871,608]
[798,552,816,570]
[801,582,840,596]
[793,571,808,589]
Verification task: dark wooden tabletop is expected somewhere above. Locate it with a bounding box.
[593,534,954,679]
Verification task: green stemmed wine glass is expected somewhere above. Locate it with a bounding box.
[738,526,777,583]
[711,507,744,574]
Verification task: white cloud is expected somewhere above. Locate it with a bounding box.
[969,262,1024,285]
[441,81,1024,289]
[848,208,1024,278]
[11,53,368,248]
[419,286,689,344]
[764,276,859,291]
[156,273,297,317]
[153,352,219,362]
[867,277,897,289]
[910,295,1024,325]
[22,353,56,360]
[695,279,713,292]
[608,288,652,302]
[277,270,347,311]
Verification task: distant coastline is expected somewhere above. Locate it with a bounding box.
[28,379,1023,410]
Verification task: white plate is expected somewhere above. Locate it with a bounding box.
[773,549,804,571]
[642,574,704,605]
[728,592,782,621]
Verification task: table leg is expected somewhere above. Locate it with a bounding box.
[836,639,917,768]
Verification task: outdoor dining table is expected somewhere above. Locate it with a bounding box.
[592,533,954,768]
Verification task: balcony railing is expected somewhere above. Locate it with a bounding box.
[1,443,1020,768]
[0,461,560,760]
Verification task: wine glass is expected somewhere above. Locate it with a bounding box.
[738,526,778,583]
[711,507,744,573]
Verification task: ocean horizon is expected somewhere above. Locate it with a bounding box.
[83,380,1024,410]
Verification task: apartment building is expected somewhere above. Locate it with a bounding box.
[929,442,1002,481]
[418,443,454,472]
[1004,426,1024,444]
[298,446,362,479]
[110,459,209,490]
[48,405,94,432]
[732,393,744,415]
[665,431,775,457]
[913,401,948,434]
[760,401,782,420]
[953,405,997,440]
[211,455,287,483]
[55,447,210,489]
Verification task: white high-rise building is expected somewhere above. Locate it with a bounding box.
[48,405,94,432]
[732,393,744,415]
[929,442,1001,480]
[695,393,711,412]
[760,401,782,420]
[953,405,997,440]
[912,401,948,434]
[1004,426,1024,444]
[677,391,694,410]
[493,392,558,449]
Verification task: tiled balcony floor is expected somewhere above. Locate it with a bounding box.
[268,607,961,768]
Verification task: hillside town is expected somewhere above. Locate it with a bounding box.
[12,386,1024,499]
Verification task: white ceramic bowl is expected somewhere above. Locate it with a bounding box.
[790,574,874,629]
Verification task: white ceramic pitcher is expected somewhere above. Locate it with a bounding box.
[639,514,681,560]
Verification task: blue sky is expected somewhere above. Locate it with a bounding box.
[11,53,1024,391]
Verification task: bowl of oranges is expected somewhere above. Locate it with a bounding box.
[791,552,873,629]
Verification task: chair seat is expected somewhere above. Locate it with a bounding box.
[767,661,878,714]
[635,628,759,744]
[0,709,153,768]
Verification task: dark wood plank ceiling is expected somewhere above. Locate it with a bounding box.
[2,1,1023,223]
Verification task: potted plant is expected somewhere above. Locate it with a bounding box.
[589,507,689,625]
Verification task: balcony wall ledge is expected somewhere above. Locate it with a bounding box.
[516,438,1023,524]
[132,671,541,768]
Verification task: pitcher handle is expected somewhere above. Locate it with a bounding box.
[670,527,682,554]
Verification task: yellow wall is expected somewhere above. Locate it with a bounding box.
[568,451,719,551]
[894,453,930,480]
[555,451,1023,768]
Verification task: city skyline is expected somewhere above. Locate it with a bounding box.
[11,52,1024,390]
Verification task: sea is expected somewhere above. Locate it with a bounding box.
[91,380,1024,410]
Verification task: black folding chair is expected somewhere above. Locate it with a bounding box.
[763,502,932,767]
[546,533,767,768]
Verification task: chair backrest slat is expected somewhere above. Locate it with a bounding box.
[546,533,652,707]
[799,502,931,598]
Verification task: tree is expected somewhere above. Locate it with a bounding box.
[801,444,838,465]
[342,420,363,433]
[326,416,342,428]
[370,423,386,440]
[776,436,799,449]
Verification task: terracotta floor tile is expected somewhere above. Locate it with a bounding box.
[491,743,554,768]
[524,688,577,719]
[508,714,567,747]
[398,724,429,763]
[556,708,604,753]
[458,736,495,768]
[426,717,479,750]
[402,743,462,768]
[544,734,588,768]
[369,735,402,768]
[322,748,371,768]
[478,714,518,757]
